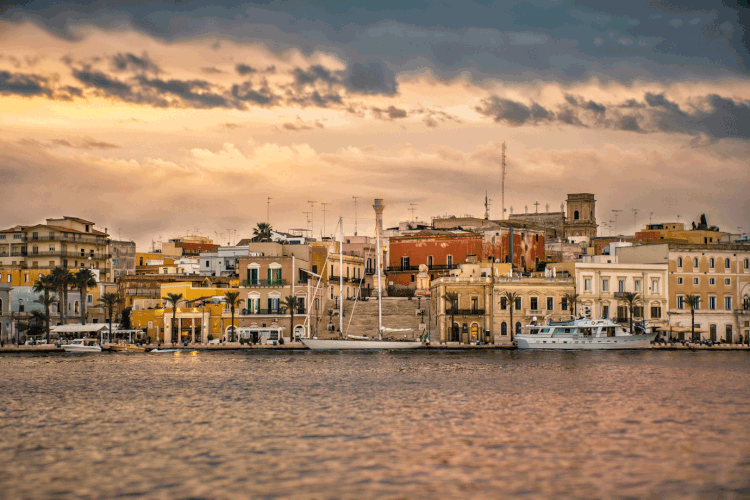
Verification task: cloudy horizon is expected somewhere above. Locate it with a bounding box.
[1,0,748,249]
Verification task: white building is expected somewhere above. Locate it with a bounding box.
[200,246,257,277]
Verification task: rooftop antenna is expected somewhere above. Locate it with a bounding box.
[308,201,317,240]
[501,141,507,220]
[352,196,360,236]
[632,208,639,231]
[649,212,654,224]
[302,211,312,237]
[267,197,272,224]
[612,209,622,235]
[409,203,418,225]
[534,201,540,214]
[321,202,331,239]
[608,220,614,237]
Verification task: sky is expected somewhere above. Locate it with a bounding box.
[1,0,749,249]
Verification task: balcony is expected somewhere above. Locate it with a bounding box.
[526,309,545,316]
[365,268,377,275]
[387,265,419,272]
[241,279,287,287]
[28,250,111,259]
[445,308,485,315]
[25,234,109,244]
[328,275,350,282]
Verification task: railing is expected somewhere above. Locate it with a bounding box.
[365,268,377,275]
[445,308,485,315]
[241,279,287,287]
[614,292,629,299]
[526,309,545,316]
[27,251,111,259]
[25,234,109,244]
[10,251,27,257]
[328,275,350,282]
[387,265,419,272]
[240,308,305,315]
[428,264,458,270]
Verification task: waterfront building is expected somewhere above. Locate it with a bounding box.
[508,193,598,239]
[161,235,219,257]
[617,243,750,342]
[117,273,235,309]
[110,240,136,278]
[430,262,574,345]
[199,245,255,277]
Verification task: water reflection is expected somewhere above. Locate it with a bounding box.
[0,350,748,499]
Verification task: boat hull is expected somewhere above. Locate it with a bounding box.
[62,345,102,353]
[516,333,656,350]
[302,339,423,350]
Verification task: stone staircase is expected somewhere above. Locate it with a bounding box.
[318,297,437,340]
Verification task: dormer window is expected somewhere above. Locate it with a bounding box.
[85,224,90,233]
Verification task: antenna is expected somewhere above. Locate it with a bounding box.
[308,201,317,241]
[612,209,622,235]
[632,208,639,231]
[302,211,312,237]
[321,202,331,239]
[409,203,418,224]
[352,196,360,236]
[649,212,654,225]
[501,141,506,220]
[267,197,272,224]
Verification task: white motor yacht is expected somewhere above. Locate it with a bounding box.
[516,317,656,350]
[62,338,102,353]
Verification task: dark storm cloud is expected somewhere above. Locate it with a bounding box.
[2,0,748,83]
[230,81,277,106]
[137,76,231,109]
[478,92,750,140]
[111,52,159,74]
[293,65,339,86]
[0,70,51,96]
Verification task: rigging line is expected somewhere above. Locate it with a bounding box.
[303,217,342,334]
[343,242,373,337]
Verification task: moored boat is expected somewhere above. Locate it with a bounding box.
[516,317,656,350]
[62,338,102,353]
[109,341,146,353]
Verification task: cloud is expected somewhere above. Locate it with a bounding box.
[371,105,408,120]
[235,64,255,75]
[0,70,51,96]
[475,97,554,126]
[111,52,159,74]
[230,81,277,106]
[344,58,398,95]
[137,76,231,109]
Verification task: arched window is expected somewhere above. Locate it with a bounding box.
[710,258,715,269]
[574,210,580,220]
[724,258,730,269]
[501,322,507,336]
[515,322,522,335]
[693,257,699,268]
[745,258,749,269]
[677,257,683,268]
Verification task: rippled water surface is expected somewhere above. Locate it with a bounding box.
[1,350,749,499]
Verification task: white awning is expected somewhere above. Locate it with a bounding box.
[51,324,110,333]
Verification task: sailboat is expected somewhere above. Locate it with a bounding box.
[302,210,424,350]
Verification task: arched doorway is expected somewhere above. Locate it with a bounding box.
[501,322,507,336]
[470,323,479,343]
[515,322,522,336]
[451,322,459,342]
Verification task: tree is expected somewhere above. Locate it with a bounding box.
[33,293,58,343]
[120,307,132,330]
[252,222,273,242]
[685,294,701,341]
[163,293,184,344]
[98,293,123,343]
[224,291,244,342]
[51,267,74,325]
[281,295,304,341]
[73,268,97,325]
[33,274,57,342]
[562,292,580,317]
[29,310,47,338]
[442,291,459,341]
[619,292,641,335]
[502,291,522,341]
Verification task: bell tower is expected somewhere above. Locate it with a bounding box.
[564,193,597,238]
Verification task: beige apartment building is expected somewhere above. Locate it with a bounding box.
[618,243,750,342]
[0,216,111,281]
[431,262,574,345]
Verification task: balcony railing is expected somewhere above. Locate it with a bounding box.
[241,279,287,287]
[387,264,458,272]
[526,309,545,316]
[445,308,485,315]
[365,268,377,275]
[27,251,111,259]
[387,265,419,272]
[25,234,109,244]
[328,275,350,282]
[241,308,306,315]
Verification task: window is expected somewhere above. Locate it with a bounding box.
[677,257,683,267]
[584,278,591,291]
[447,255,453,266]
[724,258,730,269]
[530,297,538,310]
[602,279,608,292]
[205,260,210,267]
[677,296,685,309]
[693,277,700,285]
[601,305,609,318]
[515,297,522,310]
[726,324,733,343]
[693,257,699,267]
[547,297,553,310]
[87,294,93,304]
[725,278,731,286]
[427,256,433,268]
[574,210,580,220]
[24,274,28,283]
[710,258,715,269]
[501,322,507,335]
[500,297,507,310]
[618,280,625,293]
[709,278,715,285]
[651,305,661,318]
[745,258,749,269]
[634,280,641,293]
[709,296,717,310]
[13,234,21,240]
[633,306,643,319]
[0,235,4,240]
[562,297,568,310]
[401,257,410,269]
[677,277,683,285]
[651,280,658,293]
[471,297,478,312]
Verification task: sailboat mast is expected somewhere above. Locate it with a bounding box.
[339,217,344,337]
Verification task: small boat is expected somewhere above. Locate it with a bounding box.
[109,341,146,353]
[62,338,102,353]
[516,317,656,350]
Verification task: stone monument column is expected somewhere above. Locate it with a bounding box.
[373,199,387,296]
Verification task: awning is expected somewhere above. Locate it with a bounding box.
[51,324,110,333]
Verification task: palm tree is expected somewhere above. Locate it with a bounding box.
[619,292,641,335]
[224,291,244,342]
[163,293,184,344]
[33,274,57,342]
[51,267,74,325]
[98,293,123,343]
[502,291,521,341]
[73,269,97,325]
[563,292,580,317]
[252,222,273,242]
[281,295,304,341]
[442,291,459,342]
[29,310,47,340]
[685,294,701,342]
[34,293,58,343]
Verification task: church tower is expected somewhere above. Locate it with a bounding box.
[564,193,597,238]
